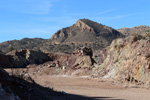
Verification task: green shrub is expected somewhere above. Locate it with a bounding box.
[9,46,14,52]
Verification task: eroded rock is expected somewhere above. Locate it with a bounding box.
[94,35,150,85]
[6,49,52,68]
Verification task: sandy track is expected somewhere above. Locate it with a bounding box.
[33,75,150,100]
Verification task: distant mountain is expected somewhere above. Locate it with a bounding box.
[49,19,124,46]
[118,25,150,36]
[0,38,47,53]
[0,19,124,53]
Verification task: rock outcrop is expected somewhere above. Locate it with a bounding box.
[0,53,13,68]
[94,35,150,86]
[48,47,95,69]
[3,49,52,68]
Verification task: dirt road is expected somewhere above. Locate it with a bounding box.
[33,75,150,100]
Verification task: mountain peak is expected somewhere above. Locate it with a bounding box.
[74,19,95,32]
[49,18,123,48]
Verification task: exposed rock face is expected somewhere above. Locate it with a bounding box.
[94,35,150,84]
[6,49,52,68]
[0,47,94,69]
[73,47,93,57]
[74,19,95,32]
[73,56,93,69]
[118,25,150,36]
[0,53,13,68]
[48,48,95,69]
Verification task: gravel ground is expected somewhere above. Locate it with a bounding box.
[33,75,150,100]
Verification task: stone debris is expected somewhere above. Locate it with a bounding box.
[25,47,95,76]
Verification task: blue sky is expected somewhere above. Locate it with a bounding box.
[0,0,150,43]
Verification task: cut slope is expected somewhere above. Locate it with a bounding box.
[94,35,150,86]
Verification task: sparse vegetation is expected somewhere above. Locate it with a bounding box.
[9,46,14,52]
[145,30,150,33]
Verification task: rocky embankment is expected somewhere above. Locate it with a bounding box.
[93,35,150,87]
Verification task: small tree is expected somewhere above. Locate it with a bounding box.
[9,46,14,52]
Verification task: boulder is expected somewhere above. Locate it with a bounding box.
[73,56,93,69]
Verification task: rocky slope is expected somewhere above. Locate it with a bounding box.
[0,69,21,100]
[0,67,63,100]
[118,25,150,36]
[0,52,13,68]
[49,19,124,47]
[93,34,150,87]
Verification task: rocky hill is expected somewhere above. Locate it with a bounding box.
[0,38,47,53]
[49,19,124,47]
[118,25,150,36]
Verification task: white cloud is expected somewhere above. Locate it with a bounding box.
[0,0,56,14]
